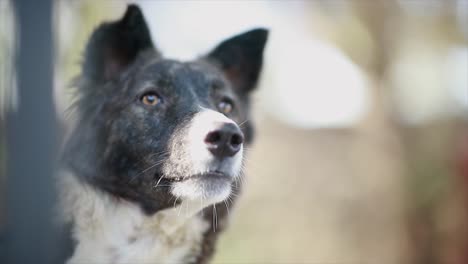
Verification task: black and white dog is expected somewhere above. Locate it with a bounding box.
[60,4,267,263]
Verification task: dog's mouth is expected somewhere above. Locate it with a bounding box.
[161,171,232,183]
[165,170,234,202]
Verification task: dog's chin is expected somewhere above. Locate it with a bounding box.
[169,172,233,204]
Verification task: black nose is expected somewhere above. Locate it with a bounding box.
[204,123,244,158]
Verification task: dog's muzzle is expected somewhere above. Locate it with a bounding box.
[163,109,244,203]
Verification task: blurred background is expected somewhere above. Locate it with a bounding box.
[1,0,467,263]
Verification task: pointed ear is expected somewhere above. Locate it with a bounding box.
[82,4,157,82]
[206,28,268,94]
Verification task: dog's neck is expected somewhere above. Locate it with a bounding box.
[60,173,211,264]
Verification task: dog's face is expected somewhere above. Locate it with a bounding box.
[64,5,267,214]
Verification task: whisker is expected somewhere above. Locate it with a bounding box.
[173,196,180,208]
[146,150,169,158]
[233,177,239,189]
[212,206,215,232]
[238,168,246,185]
[152,184,172,188]
[135,150,169,167]
[212,205,218,232]
[128,159,165,184]
[242,146,252,152]
[223,200,230,216]
[200,197,204,217]
[178,201,183,216]
[138,159,165,175]
[153,175,165,188]
[238,119,249,128]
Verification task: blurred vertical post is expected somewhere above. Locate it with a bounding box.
[4,0,60,263]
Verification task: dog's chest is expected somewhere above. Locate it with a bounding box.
[62,176,210,264]
[69,213,208,264]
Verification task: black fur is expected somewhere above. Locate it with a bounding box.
[83,5,156,82]
[62,4,267,262]
[208,28,267,94]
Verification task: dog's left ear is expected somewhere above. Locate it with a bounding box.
[206,28,268,94]
[83,4,157,82]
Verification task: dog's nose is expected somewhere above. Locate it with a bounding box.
[204,123,244,158]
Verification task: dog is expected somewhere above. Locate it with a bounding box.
[59,4,267,264]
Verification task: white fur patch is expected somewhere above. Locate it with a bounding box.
[166,109,243,203]
[60,173,210,264]
[185,109,243,177]
[171,177,233,203]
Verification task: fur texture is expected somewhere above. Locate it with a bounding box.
[60,4,267,263]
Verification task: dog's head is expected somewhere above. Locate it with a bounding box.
[64,5,268,214]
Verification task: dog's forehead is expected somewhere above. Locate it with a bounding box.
[139,59,222,85]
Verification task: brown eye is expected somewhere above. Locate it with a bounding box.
[141,92,159,106]
[218,99,233,115]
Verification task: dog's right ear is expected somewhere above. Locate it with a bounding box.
[82,4,157,82]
